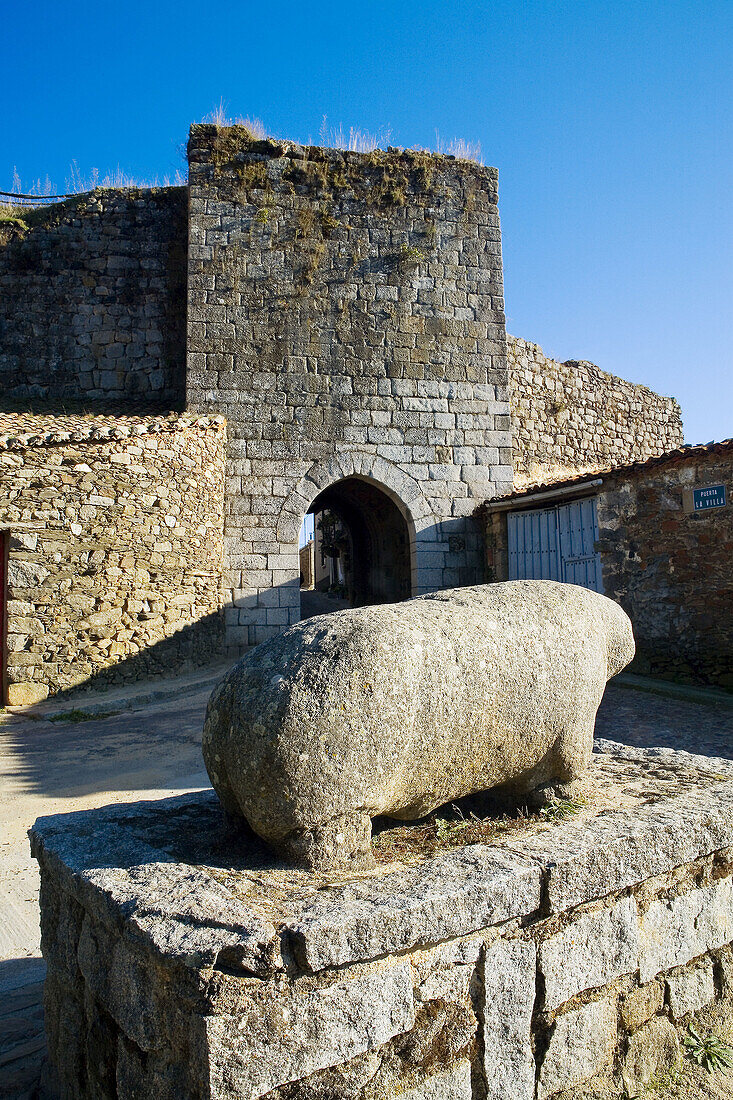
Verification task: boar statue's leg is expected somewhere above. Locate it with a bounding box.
[525,717,596,808]
[277,811,375,872]
[498,716,595,809]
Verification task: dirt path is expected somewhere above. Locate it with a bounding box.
[0,670,220,1098]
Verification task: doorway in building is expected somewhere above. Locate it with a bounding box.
[299,477,412,619]
[507,497,604,593]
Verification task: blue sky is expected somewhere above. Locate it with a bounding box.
[4,0,731,444]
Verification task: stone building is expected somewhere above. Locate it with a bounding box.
[479,440,733,689]
[0,124,684,702]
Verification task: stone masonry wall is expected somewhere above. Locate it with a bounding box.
[597,444,733,689]
[186,124,512,651]
[0,414,226,704]
[31,743,733,1098]
[508,336,683,490]
[478,443,733,690]
[0,188,187,409]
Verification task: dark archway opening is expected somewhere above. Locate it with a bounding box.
[299,477,411,619]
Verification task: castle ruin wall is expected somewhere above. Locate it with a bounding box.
[508,335,683,490]
[185,126,513,652]
[0,189,187,409]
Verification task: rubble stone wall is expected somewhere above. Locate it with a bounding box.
[31,745,733,1099]
[0,188,187,408]
[507,336,683,490]
[597,445,733,689]
[478,444,733,690]
[0,415,226,704]
[186,125,512,652]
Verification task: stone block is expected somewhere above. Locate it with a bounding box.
[666,960,715,1019]
[287,847,542,971]
[412,935,483,1005]
[621,1017,680,1098]
[9,530,38,551]
[6,680,49,705]
[538,997,617,1099]
[483,938,536,1100]
[620,980,664,1032]
[7,558,49,587]
[207,960,415,1097]
[539,896,639,1010]
[639,877,733,982]
[500,780,733,912]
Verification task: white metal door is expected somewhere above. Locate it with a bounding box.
[507,497,603,593]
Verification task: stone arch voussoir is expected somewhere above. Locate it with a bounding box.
[277,450,437,543]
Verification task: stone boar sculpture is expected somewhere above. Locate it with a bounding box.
[203,580,634,871]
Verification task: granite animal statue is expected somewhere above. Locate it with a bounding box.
[203,580,635,870]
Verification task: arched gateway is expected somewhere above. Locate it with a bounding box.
[274,452,446,627]
[305,478,411,610]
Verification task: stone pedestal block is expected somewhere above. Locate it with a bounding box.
[29,744,733,1099]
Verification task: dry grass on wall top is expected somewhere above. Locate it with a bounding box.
[195,102,484,162]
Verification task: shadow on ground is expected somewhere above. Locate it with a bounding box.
[596,682,733,761]
[1,689,211,800]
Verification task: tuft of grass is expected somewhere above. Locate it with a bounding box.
[0,209,28,230]
[48,708,121,723]
[682,1025,733,1073]
[372,802,533,863]
[319,115,393,153]
[4,163,186,206]
[201,99,268,139]
[434,130,483,163]
[66,160,187,193]
[539,796,586,822]
[397,243,429,266]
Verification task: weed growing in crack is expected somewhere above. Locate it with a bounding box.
[683,1025,733,1073]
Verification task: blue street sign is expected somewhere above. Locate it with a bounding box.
[692,484,726,510]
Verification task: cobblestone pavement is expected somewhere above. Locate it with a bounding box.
[596,681,733,762]
[1,672,731,1098]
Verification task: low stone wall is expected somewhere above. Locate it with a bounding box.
[0,188,187,408]
[31,741,733,1099]
[1,413,226,703]
[507,336,683,490]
